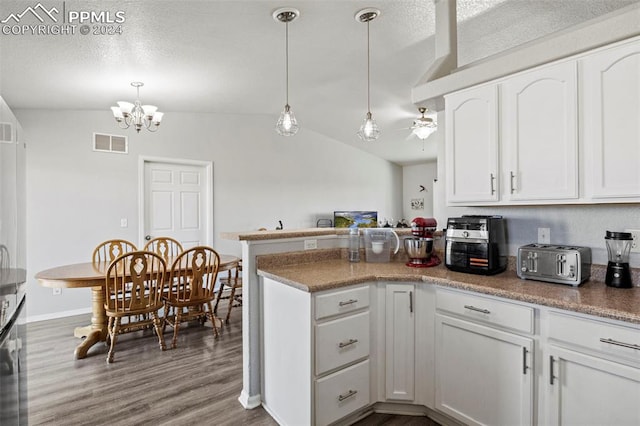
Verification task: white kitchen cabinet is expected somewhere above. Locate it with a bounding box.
[385,283,415,402]
[435,289,534,426]
[582,37,640,201]
[445,84,500,203]
[545,311,640,426]
[501,61,579,201]
[261,278,372,426]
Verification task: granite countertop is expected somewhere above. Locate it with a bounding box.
[257,249,640,325]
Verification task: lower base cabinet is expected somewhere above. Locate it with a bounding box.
[435,314,534,426]
[315,359,371,426]
[547,346,640,426]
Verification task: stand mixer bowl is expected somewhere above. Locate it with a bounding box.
[404,237,433,264]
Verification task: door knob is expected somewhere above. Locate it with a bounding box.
[145,235,151,241]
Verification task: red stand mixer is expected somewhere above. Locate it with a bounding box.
[404,217,441,267]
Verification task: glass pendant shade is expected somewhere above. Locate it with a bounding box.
[276,104,299,136]
[357,112,380,142]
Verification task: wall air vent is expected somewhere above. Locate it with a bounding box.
[0,122,14,143]
[93,132,128,154]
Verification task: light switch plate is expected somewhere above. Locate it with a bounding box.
[624,229,640,253]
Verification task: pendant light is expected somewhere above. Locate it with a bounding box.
[355,8,381,142]
[273,7,300,136]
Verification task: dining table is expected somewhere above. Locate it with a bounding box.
[35,253,241,359]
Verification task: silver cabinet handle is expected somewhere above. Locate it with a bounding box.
[338,389,357,402]
[599,338,640,351]
[338,338,358,349]
[490,173,496,195]
[339,299,358,307]
[464,305,491,314]
[510,171,516,194]
[409,291,413,313]
[550,356,556,385]
[522,347,529,375]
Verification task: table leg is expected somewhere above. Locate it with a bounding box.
[72,286,107,359]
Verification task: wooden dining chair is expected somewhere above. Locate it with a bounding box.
[104,251,167,363]
[143,237,183,262]
[214,260,243,323]
[92,239,137,266]
[163,246,221,349]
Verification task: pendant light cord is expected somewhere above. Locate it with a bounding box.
[285,19,289,105]
[366,19,371,114]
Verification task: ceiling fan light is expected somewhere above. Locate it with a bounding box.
[412,125,436,140]
[276,104,299,136]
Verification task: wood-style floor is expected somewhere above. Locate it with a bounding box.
[27,306,438,425]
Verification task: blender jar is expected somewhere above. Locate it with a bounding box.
[605,231,633,288]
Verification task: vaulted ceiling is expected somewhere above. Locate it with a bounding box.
[0,0,634,165]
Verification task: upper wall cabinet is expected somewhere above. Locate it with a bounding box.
[501,62,579,202]
[582,39,640,200]
[445,35,640,206]
[445,85,500,203]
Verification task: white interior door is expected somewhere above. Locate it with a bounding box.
[141,158,212,249]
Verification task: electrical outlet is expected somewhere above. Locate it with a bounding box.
[624,229,640,253]
[52,288,61,296]
[304,239,317,250]
[120,218,128,228]
[538,227,550,244]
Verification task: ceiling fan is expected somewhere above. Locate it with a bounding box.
[410,107,437,140]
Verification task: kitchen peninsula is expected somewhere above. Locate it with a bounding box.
[223,228,640,426]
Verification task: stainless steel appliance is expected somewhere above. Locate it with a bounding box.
[517,244,591,286]
[445,215,507,275]
[605,231,633,288]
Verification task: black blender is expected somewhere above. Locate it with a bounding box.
[605,231,633,288]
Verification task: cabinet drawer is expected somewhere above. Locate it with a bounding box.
[549,311,640,364]
[316,311,370,375]
[436,288,534,334]
[315,285,370,320]
[315,359,370,426]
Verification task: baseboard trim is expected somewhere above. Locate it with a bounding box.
[238,390,261,409]
[27,307,92,323]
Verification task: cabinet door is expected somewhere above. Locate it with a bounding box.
[583,39,640,200]
[435,314,534,426]
[547,345,640,426]
[445,85,500,204]
[501,61,579,201]
[385,283,415,401]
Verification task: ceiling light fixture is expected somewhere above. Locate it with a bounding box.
[111,82,163,133]
[355,8,381,142]
[412,107,437,140]
[273,7,300,137]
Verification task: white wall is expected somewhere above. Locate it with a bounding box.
[18,109,403,319]
[402,161,437,222]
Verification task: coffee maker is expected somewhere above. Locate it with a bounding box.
[605,231,633,288]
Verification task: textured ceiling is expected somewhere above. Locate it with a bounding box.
[0,0,635,165]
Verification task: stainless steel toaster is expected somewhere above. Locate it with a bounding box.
[517,244,591,286]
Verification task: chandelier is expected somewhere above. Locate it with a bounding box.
[411,107,437,140]
[355,8,380,142]
[273,7,300,136]
[110,82,164,133]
